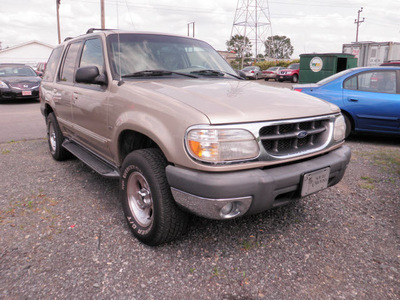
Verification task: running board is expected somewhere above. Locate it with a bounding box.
[62,140,120,179]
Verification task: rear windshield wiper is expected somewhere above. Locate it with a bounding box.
[122,70,198,78]
[190,69,243,79]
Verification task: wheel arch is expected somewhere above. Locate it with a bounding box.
[117,130,163,166]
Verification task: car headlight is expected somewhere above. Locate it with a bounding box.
[0,81,8,88]
[334,115,346,141]
[186,128,259,163]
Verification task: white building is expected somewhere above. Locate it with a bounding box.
[0,40,54,67]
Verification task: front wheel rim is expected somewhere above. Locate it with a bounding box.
[127,171,153,227]
[49,123,57,153]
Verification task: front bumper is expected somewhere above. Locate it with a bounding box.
[166,146,351,220]
[278,74,294,81]
[0,88,39,100]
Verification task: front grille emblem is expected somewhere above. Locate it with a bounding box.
[297,130,308,139]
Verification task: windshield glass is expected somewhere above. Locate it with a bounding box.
[317,68,355,85]
[0,66,37,77]
[107,33,236,79]
[288,63,299,70]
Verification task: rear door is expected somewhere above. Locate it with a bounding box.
[54,41,82,136]
[342,69,400,134]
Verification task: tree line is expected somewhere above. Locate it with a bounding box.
[226,35,295,69]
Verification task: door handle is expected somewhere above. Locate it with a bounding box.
[348,98,358,102]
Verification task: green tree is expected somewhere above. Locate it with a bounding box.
[226,35,252,60]
[264,35,294,59]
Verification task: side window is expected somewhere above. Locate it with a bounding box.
[43,46,63,82]
[344,71,397,94]
[359,71,396,94]
[79,38,104,72]
[59,42,81,83]
[343,76,357,90]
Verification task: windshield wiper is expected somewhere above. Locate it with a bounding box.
[190,69,243,79]
[122,70,198,78]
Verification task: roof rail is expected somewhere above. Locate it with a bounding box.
[86,28,116,34]
[64,37,73,42]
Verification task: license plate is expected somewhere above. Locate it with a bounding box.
[22,91,32,96]
[301,167,330,197]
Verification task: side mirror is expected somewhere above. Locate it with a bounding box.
[75,66,107,85]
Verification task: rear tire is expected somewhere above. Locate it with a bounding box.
[120,148,189,246]
[46,113,71,161]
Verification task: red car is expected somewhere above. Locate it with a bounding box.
[277,63,300,83]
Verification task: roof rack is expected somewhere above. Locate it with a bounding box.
[86,28,116,34]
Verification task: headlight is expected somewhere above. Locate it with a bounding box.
[0,81,8,88]
[186,128,259,163]
[334,115,346,141]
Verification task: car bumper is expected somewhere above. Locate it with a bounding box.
[278,75,294,81]
[0,88,39,100]
[166,146,351,220]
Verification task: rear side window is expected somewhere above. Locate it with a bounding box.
[59,42,81,83]
[43,47,63,82]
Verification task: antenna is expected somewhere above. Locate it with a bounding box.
[116,0,122,83]
[231,0,273,67]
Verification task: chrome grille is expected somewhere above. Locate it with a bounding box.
[9,82,38,89]
[259,119,329,156]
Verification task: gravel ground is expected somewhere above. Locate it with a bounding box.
[1,134,399,299]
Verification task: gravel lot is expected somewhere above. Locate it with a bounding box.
[1,79,399,299]
[1,134,399,299]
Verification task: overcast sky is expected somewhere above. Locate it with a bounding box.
[1,0,399,58]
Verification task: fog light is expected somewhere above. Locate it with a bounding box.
[220,203,234,216]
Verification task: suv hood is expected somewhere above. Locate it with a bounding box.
[125,79,339,124]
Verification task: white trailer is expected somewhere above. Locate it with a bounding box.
[342,41,400,67]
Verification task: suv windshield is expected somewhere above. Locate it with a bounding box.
[107,34,236,79]
[288,63,299,70]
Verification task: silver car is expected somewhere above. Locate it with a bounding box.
[241,66,263,80]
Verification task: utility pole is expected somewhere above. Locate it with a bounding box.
[187,22,195,37]
[101,0,105,29]
[56,0,61,44]
[354,7,365,43]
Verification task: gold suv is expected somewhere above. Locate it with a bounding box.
[40,29,351,246]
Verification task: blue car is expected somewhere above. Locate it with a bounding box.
[293,67,400,137]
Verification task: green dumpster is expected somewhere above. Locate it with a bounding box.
[299,53,357,83]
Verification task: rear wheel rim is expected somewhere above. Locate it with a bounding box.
[127,171,153,227]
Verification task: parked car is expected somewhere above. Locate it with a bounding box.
[40,29,350,246]
[241,66,263,79]
[0,63,41,101]
[381,60,400,66]
[277,63,300,83]
[263,66,284,81]
[35,62,47,77]
[293,67,400,137]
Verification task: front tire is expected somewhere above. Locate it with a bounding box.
[120,149,188,246]
[292,74,299,83]
[343,114,352,139]
[46,113,70,161]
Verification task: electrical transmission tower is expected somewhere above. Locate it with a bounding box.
[230,0,273,67]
